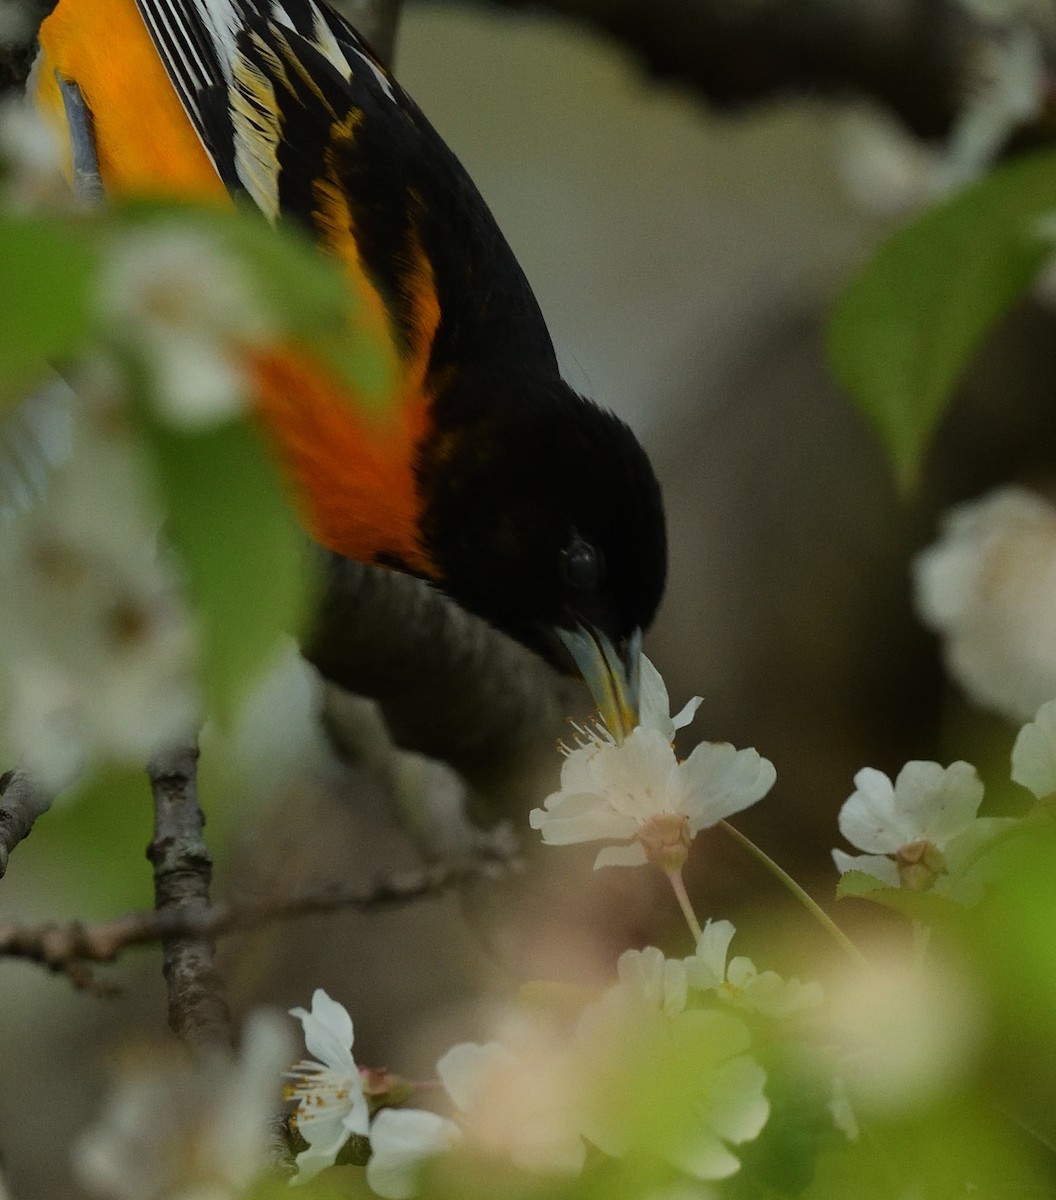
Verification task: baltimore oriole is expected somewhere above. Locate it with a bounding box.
[30,0,667,732]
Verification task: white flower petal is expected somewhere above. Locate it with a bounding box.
[739,969,824,1020]
[593,842,649,869]
[291,1128,351,1186]
[701,1055,770,1145]
[685,920,736,993]
[591,726,681,820]
[912,487,1056,723]
[529,792,640,845]
[366,1109,461,1200]
[1012,699,1056,799]
[831,849,901,887]
[638,653,675,738]
[680,743,776,832]
[289,989,356,1074]
[637,654,703,739]
[892,760,983,844]
[436,1042,513,1115]
[671,695,704,732]
[616,947,688,1014]
[837,767,909,853]
[668,1128,743,1181]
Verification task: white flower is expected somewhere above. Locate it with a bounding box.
[831,761,1012,898]
[437,1038,586,1175]
[913,487,1056,722]
[365,1109,460,1200]
[835,26,1044,216]
[74,1010,291,1200]
[684,920,822,1019]
[612,945,689,1016]
[1012,698,1056,799]
[826,948,983,1116]
[286,989,370,1184]
[530,658,775,871]
[366,1024,586,1198]
[0,385,198,791]
[577,992,769,1181]
[96,226,273,429]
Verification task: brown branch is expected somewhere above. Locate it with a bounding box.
[147,741,233,1050]
[5,0,1046,140]
[0,770,54,879]
[443,0,1056,142]
[0,851,520,980]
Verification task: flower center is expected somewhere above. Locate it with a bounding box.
[639,813,692,873]
[896,839,946,890]
[284,1061,359,1126]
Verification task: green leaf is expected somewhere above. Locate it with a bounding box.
[18,764,155,916]
[0,213,99,403]
[734,1044,835,1197]
[828,150,1056,488]
[141,414,313,721]
[835,870,962,921]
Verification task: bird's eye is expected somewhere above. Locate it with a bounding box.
[561,537,602,591]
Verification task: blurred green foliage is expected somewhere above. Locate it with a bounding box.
[828,150,1056,489]
[0,215,97,405]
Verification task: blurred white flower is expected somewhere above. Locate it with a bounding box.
[939,26,1045,191]
[74,1010,291,1200]
[0,387,198,790]
[827,949,983,1116]
[1011,698,1056,799]
[612,945,689,1016]
[437,1037,586,1175]
[367,1020,587,1198]
[914,487,1056,723]
[286,988,370,1184]
[577,989,769,1182]
[366,1108,460,1200]
[96,226,274,429]
[0,97,71,211]
[828,1077,859,1141]
[835,25,1045,215]
[530,656,775,872]
[831,761,1012,898]
[684,920,823,1019]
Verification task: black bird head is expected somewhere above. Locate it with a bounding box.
[417,366,667,736]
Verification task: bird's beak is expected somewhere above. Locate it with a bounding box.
[556,624,642,742]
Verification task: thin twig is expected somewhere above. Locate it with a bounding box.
[0,851,520,979]
[148,741,233,1050]
[718,819,870,968]
[0,770,54,879]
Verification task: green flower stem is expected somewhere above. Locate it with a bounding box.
[718,820,870,968]
[666,868,703,943]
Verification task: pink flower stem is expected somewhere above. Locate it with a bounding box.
[718,820,869,968]
[666,868,703,943]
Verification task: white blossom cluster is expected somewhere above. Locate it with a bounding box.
[0,375,199,790]
[284,944,816,1200]
[66,646,1054,1200]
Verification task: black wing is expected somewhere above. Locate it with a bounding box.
[133,0,559,382]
